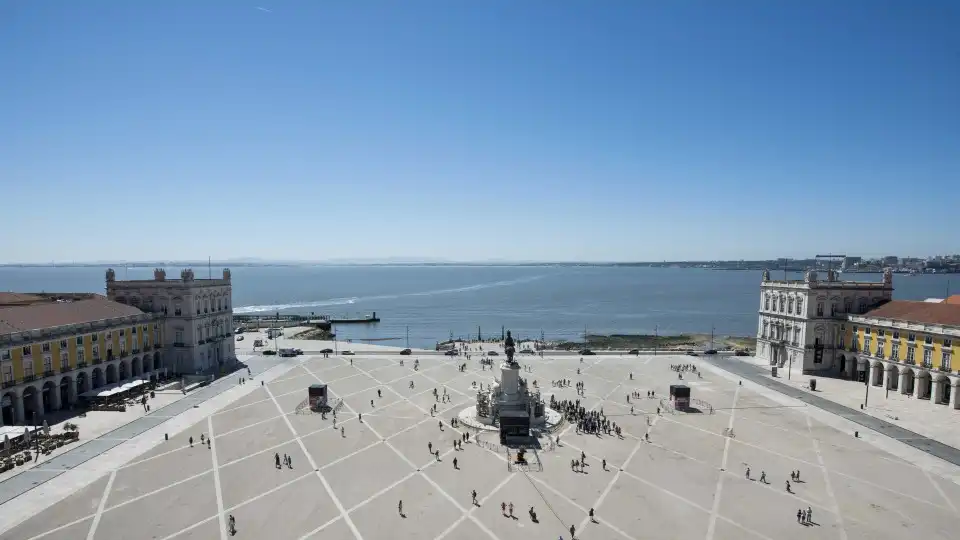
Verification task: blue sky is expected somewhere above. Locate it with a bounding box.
[1,1,958,263]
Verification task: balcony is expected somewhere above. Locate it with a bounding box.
[2,380,17,389]
[904,358,916,365]
[43,369,55,378]
[143,345,152,352]
[77,362,88,369]
[23,374,37,383]
[92,359,102,365]
[174,342,187,348]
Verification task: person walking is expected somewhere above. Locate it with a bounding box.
[508,502,514,518]
[398,500,403,516]
[472,490,478,506]
[228,514,236,535]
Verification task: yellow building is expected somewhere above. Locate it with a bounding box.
[0,293,164,426]
[846,300,959,410]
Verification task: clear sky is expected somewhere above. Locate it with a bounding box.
[2,1,958,263]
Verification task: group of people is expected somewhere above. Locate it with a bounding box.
[273,452,293,469]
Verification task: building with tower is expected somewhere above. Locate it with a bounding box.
[105,268,236,375]
[756,268,893,377]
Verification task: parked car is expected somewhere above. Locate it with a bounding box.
[579,349,595,355]
[236,335,244,341]
[687,351,699,356]
[235,327,244,334]
[520,349,535,355]
[263,349,277,356]
[400,348,412,355]
[704,349,718,355]
[734,349,750,357]
[488,351,499,356]
[444,349,459,356]
[628,349,639,355]
[293,348,303,355]
[342,350,355,356]
[320,348,334,354]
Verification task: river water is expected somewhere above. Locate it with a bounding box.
[1,266,955,348]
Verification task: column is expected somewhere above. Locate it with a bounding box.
[950,381,960,410]
[913,374,923,399]
[900,370,910,395]
[883,367,894,390]
[48,384,61,412]
[13,393,24,425]
[930,378,943,405]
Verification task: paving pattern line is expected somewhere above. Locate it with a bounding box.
[208,416,228,540]
[524,471,638,540]
[704,355,960,467]
[576,437,646,534]
[84,469,116,540]
[923,467,959,515]
[706,384,740,540]
[320,358,502,540]
[264,385,363,540]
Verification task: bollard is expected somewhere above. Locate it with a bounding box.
[165,433,168,440]
[854,431,859,438]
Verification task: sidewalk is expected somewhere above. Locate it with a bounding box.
[704,354,960,467]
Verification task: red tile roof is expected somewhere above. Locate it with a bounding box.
[0,297,147,334]
[863,300,960,328]
[0,293,44,307]
[944,295,960,305]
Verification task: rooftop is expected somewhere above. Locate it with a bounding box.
[0,296,149,335]
[862,300,960,328]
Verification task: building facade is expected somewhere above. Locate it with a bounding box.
[0,293,164,426]
[105,268,236,375]
[846,301,959,410]
[756,269,893,376]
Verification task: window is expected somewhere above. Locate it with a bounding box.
[943,350,952,371]
[838,333,845,349]
[844,298,852,313]
[132,327,137,335]
[779,296,785,312]
[22,346,32,356]
[77,349,85,364]
[788,298,794,314]
[874,342,883,358]
[76,336,83,346]
[924,335,932,345]
[42,342,50,353]
[793,328,800,345]
[60,351,69,370]
[945,339,952,349]
[120,329,125,337]
[858,299,867,313]
[762,321,768,338]
[893,331,900,340]
[92,334,98,343]
[175,304,182,316]
[1,349,9,361]
[891,343,899,361]
[43,356,53,372]
[878,329,885,337]
[93,345,100,359]
[908,333,916,342]
[796,298,803,314]
[907,347,915,363]
[831,303,837,316]
[864,335,872,352]
[922,349,932,368]
[816,303,824,317]
[154,329,161,343]
[2,365,12,383]
[24,363,34,377]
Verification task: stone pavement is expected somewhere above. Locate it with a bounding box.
[703,354,960,467]
[2,351,959,540]
[0,354,292,506]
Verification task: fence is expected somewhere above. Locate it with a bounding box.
[332,399,344,414]
[506,448,544,473]
[659,398,676,415]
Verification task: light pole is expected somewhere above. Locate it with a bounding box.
[654,325,659,356]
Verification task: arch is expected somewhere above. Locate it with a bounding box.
[132,356,142,377]
[76,371,90,395]
[932,374,951,405]
[119,360,129,381]
[870,361,884,386]
[1,391,17,425]
[899,366,916,395]
[41,380,58,413]
[59,375,74,409]
[92,367,104,389]
[105,363,117,384]
[21,385,40,424]
[153,352,162,371]
[915,370,932,400]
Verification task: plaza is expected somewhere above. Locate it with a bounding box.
[1,349,959,540]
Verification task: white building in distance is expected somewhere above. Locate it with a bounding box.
[106,268,236,375]
[756,269,893,377]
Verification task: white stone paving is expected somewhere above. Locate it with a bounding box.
[2,351,959,540]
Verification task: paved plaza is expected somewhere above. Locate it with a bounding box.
[3,351,960,540]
